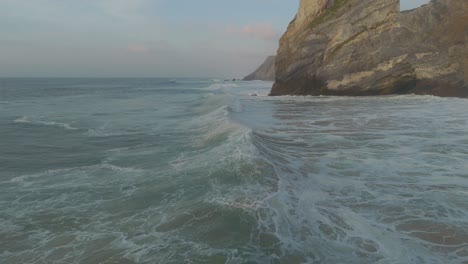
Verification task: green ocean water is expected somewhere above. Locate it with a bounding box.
[1,78,468,263]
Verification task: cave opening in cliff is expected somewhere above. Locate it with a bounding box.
[400,0,431,11]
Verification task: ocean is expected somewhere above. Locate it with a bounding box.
[1,78,468,264]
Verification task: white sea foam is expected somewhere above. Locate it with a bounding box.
[8,168,74,184]
[236,93,468,263]
[85,123,126,137]
[100,163,145,174]
[14,116,78,130]
[3,79,468,263]
[5,162,144,188]
[203,82,239,91]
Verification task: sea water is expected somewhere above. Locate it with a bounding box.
[1,78,467,263]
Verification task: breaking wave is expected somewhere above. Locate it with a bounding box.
[2,78,468,263]
[14,116,78,130]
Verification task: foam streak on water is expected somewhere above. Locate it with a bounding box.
[0,78,467,263]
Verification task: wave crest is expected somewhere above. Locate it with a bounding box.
[14,116,78,130]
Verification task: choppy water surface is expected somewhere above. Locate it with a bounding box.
[1,78,468,264]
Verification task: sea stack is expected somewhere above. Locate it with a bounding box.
[271,0,468,97]
[243,56,276,81]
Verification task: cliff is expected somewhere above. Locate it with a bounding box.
[271,0,468,97]
[243,56,276,81]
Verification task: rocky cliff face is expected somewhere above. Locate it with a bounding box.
[271,0,468,97]
[243,56,276,81]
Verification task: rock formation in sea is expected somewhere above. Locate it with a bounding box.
[243,56,276,81]
[271,0,468,97]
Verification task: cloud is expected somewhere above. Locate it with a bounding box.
[226,23,279,41]
[0,0,283,78]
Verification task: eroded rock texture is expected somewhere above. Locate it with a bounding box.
[271,0,468,97]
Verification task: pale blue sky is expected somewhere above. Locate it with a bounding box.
[0,0,430,78]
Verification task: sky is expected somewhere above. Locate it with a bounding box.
[0,0,430,78]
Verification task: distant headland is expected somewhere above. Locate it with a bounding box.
[243,56,276,81]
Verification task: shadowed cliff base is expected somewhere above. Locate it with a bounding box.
[271,0,468,97]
